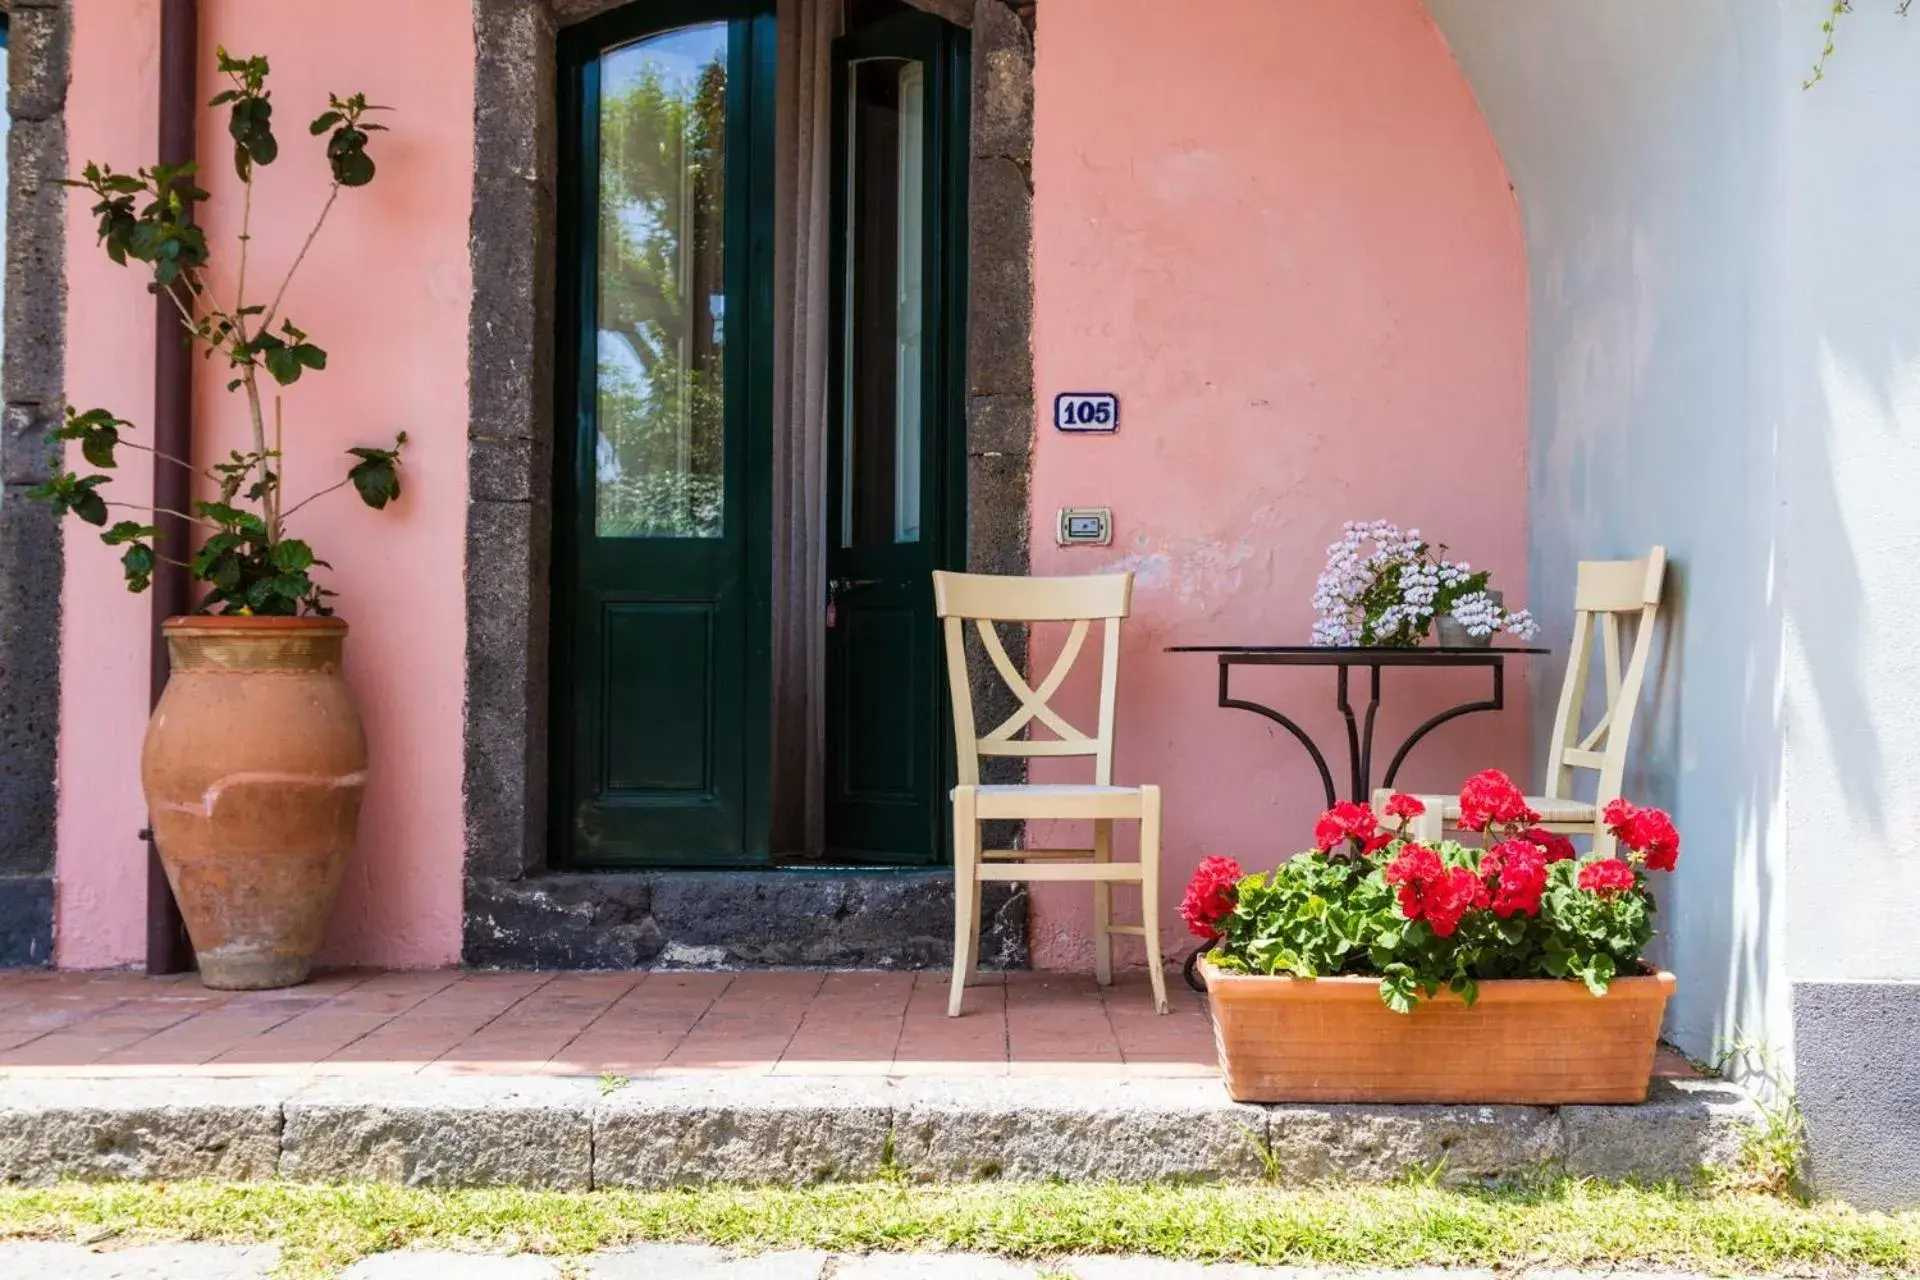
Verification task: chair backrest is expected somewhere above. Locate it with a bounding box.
[932,571,1133,787]
[1543,548,1668,811]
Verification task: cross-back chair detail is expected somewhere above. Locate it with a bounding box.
[933,571,1168,1017]
[939,572,1128,786]
[1388,548,1668,860]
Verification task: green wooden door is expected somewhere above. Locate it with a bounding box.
[824,11,970,863]
[555,2,774,868]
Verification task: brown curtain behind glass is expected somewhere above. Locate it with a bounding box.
[770,0,842,856]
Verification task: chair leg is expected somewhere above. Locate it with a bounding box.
[1092,818,1114,986]
[1139,785,1169,1015]
[949,786,980,1018]
[1412,802,1445,845]
[967,869,984,987]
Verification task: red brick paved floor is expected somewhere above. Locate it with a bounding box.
[0,969,1218,1080]
[0,968,1706,1083]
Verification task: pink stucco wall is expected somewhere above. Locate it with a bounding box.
[54,0,1519,975]
[57,1,473,967]
[56,0,160,968]
[1027,0,1531,968]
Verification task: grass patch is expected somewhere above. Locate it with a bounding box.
[0,1179,1913,1279]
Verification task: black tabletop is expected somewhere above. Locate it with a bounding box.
[1166,644,1549,656]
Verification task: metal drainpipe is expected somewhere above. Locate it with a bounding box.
[145,0,197,973]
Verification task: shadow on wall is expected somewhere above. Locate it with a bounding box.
[1421,0,1873,1091]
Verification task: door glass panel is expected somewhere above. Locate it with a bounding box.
[595,23,729,539]
[841,58,926,547]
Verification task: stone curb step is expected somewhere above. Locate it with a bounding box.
[0,1243,1754,1278]
[0,1074,1761,1189]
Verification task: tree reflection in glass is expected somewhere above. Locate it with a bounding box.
[595,24,728,539]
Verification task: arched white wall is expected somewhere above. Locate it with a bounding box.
[1428,0,1920,1208]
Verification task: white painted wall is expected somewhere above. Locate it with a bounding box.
[1421,0,1920,1081]
[1777,13,1920,983]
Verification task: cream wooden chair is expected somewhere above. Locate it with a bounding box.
[934,570,1169,1017]
[1378,548,1668,858]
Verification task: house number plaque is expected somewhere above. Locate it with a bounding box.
[1054,392,1119,433]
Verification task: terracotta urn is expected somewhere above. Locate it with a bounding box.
[142,616,366,990]
[1201,960,1676,1104]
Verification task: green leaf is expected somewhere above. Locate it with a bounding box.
[120,543,155,593]
[346,438,406,510]
[263,346,303,386]
[72,490,109,526]
[309,110,344,135]
[195,501,268,534]
[332,147,375,188]
[292,343,327,372]
[349,457,398,509]
[55,408,129,469]
[1379,973,1417,1015]
[102,520,157,547]
[270,539,315,573]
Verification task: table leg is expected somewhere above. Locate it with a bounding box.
[1335,664,1385,802]
[1380,659,1505,792]
[1218,658,1339,811]
[1183,941,1211,993]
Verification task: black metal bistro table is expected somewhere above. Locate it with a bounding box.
[1166,645,1549,812]
[1167,644,1547,991]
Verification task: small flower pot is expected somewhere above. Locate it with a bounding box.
[142,616,367,990]
[1435,617,1488,648]
[1437,589,1503,648]
[1200,960,1676,1104]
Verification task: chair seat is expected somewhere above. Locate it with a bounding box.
[976,784,1140,796]
[1439,795,1596,825]
[963,783,1151,820]
[1374,788,1598,828]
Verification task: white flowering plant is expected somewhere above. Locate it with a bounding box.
[1311,520,1539,648]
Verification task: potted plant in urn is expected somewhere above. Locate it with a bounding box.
[29,51,405,990]
[1186,771,1681,1104]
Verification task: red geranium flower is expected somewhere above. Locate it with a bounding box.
[1521,826,1577,863]
[1384,844,1486,934]
[1383,842,1443,918]
[1457,768,1539,833]
[1601,798,1640,832]
[1603,798,1681,871]
[1578,857,1636,896]
[1421,866,1489,937]
[1383,792,1427,824]
[1638,812,1681,872]
[1180,855,1243,938]
[1314,801,1379,854]
[1480,838,1548,918]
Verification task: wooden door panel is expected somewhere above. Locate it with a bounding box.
[834,602,921,800]
[603,602,715,796]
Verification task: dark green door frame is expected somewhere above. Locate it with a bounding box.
[553,0,776,869]
[822,9,972,865]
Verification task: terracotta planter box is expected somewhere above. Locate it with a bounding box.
[1201,961,1676,1105]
